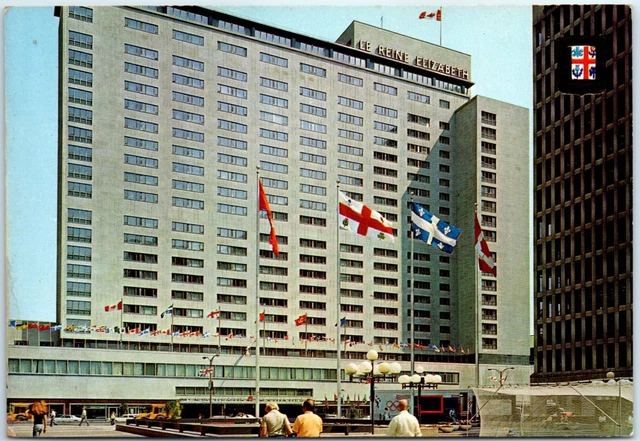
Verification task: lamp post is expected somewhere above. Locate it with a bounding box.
[606,372,623,437]
[487,367,514,386]
[202,354,219,418]
[344,350,399,434]
[400,368,442,425]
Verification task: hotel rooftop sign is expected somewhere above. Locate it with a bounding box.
[357,39,470,81]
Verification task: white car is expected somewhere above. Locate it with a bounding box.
[114,413,138,423]
[55,414,82,423]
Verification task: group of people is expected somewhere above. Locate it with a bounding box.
[259,398,422,437]
[22,403,90,437]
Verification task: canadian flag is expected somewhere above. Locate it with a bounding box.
[104,301,123,312]
[338,191,394,242]
[419,9,442,21]
[475,214,497,276]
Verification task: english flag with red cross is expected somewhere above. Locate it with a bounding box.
[338,191,394,242]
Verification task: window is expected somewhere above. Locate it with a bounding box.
[260,94,288,108]
[217,203,247,216]
[408,91,430,103]
[218,137,247,151]
[173,73,204,89]
[124,154,157,168]
[374,82,397,95]
[338,73,363,86]
[124,233,157,246]
[300,120,326,134]
[300,103,327,118]
[125,118,158,134]
[125,136,158,151]
[69,88,92,106]
[218,120,247,134]
[260,144,288,158]
[218,153,247,167]
[173,29,204,46]
[218,170,247,183]
[407,143,429,154]
[172,179,204,193]
[300,200,326,211]
[374,121,397,133]
[124,44,158,60]
[338,144,363,156]
[338,175,363,186]
[408,129,429,140]
[217,227,247,240]
[260,52,288,67]
[172,239,204,251]
[338,129,363,142]
[67,300,91,315]
[173,55,204,71]
[173,145,204,159]
[124,62,158,79]
[68,126,92,143]
[125,17,158,34]
[261,177,288,190]
[260,128,288,142]
[173,109,204,124]
[300,63,326,77]
[374,181,397,192]
[260,111,288,126]
[439,121,451,130]
[374,105,398,118]
[68,208,92,225]
[126,80,158,97]
[481,111,497,126]
[338,96,363,110]
[300,168,326,180]
[172,196,203,210]
[124,172,157,186]
[300,238,327,249]
[218,245,246,256]
[69,6,92,22]
[338,112,363,126]
[338,159,363,172]
[300,216,326,227]
[172,221,204,234]
[68,107,93,125]
[481,156,497,169]
[218,66,247,82]
[67,281,91,297]
[260,77,288,91]
[218,41,247,56]
[218,187,248,200]
[373,196,397,207]
[69,30,93,49]
[67,264,91,279]
[374,151,397,163]
[300,152,326,165]
[439,99,450,109]
[217,84,247,99]
[68,181,92,198]
[300,87,327,101]
[255,29,290,46]
[408,114,430,126]
[300,137,326,150]
[69,68,93,87]
[124,215,157,229]
[125,99,158,115]
[173,162,204,176]
[374,137,398,148]
[481,127,497,140]
[260,160,288,174]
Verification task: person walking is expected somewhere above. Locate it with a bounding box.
[79,407,89,426]
[292,399,323,437]
[28,400,47,437]
[260,402,292,437]
[387,399,421,437]
[49,409,56,426]
[110,412,116,425]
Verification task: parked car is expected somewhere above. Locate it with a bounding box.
[114,413,138,423]
[55,414,82,423]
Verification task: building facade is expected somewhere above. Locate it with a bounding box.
[8,5,531,415]
[531,5,633,382]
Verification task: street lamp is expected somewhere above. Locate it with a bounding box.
[344,350,400,434]
[606,371,627,437]
[400,368,442,425]
[202,354,219,418]
[488,367,514,386]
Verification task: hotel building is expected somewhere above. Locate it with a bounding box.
[531,5,633,382]
[8,5,531,417]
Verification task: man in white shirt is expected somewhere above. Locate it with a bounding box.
[387,400,421,437]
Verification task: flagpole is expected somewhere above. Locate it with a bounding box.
[410,196,415,374]
[120,298,123,349]
[336,181,342,419]
[218,312,221,351]
[255,168,262,418]
[474,205,480,390]
[305,321,308,357]
[171,312,174,350]
[439,7,443,46]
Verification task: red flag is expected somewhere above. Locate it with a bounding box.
[105,301,123,312]
[259,181,279,257]
[28,323,39,329]
[38,324,51,332]
[338,191,394,242]
[419,9,441,21]
[259,311,266,322]
[207,310,220,319]
[295,314,307,326]
[475,214,497,276]
[448,345,456,353]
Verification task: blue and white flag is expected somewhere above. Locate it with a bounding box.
[429,344,441,352]
[161,305,174,318]
[410,203,461,254]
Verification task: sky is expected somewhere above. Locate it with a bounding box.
[4,2,535,323]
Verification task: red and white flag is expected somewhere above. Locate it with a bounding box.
[419,9,441,21]
[104,301,123,312]
[295,314,307,327]
[259,311,266,322]
[259,181,279,257]
[475,214,497,276]
[207,310,220,319]
[338,191,394,242]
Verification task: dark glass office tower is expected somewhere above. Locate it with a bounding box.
[532,5,632,382]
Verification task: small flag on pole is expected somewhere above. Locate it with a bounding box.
[104,301,123,312]
[338,191,394,242]
[161,305,174,318]
[419,9,441,21]
[259,311,266,322]
[475,213,497,275]
[207,310,220,319]
[411,202,461,254]
[259,181,279,257]
[295,314,307,326]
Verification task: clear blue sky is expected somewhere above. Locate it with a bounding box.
[4,3,533,322]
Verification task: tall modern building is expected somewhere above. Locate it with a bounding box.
[8,5,530,416]
[531,5,632,383]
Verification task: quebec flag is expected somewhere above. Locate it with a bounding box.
[410,202,461,254]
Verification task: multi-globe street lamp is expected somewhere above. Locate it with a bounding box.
[399,367,442,425]
[344,350,401,434]
[202,354,219,418]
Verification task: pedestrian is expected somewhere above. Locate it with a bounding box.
[79,407,89,426]
[110,411,116,425]
[28,400,47,437]
[383,407,390,421]
[387,399,421,437]
[449,408,458,422]
[260,402,292,437]
[50,409,56,426]
[292,399,323,437]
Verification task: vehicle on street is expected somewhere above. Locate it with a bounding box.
[7,403,33,422]
[114,413,138,423]
[136,404,167,420]
[55,414,82,423]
